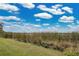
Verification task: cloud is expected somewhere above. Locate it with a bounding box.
[59,16,75,23]
[37,4,73,15]
[0,16,20,21]
[33,24,41,27]
[3,23,41,33]
[42,23,50,26]
[21,3,35,9]
[62,6,73,13]
[3,25,24,32]
[40,25,62,33]
[37,5,47,11]
[67,25,79,32]
[0,3,19,13]
[37,4,65,15]
[34,12,52,19]
[51,4,63,9]
[51,8,65,15]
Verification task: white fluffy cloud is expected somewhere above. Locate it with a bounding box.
[21,3,35,9]
[51,8,65,15]
[37,4,73,15]
[37,4,65,15]
[0,3,19,12]
[34,12,52,19]
[51,4,63,9]
[62,6,73,13]
[33,24,41,27]
[59,16,75,23]
[37,5,47,11]
[0,16,20,21]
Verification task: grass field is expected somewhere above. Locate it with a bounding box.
[0,38,62,56]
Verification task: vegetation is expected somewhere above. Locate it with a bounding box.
[2,32,79,51]
[0,38,62,56]
[0,24,79,56]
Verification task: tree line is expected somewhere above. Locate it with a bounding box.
[0,23,79,52]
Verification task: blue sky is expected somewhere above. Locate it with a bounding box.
[0,3,79,33]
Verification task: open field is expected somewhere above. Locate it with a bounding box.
[0,38,63,56]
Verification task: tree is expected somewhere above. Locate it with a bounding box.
[0,23,4,37]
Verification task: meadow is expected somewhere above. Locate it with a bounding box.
[1,32,79,55]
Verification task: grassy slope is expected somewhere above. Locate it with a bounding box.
[0,38,62,56]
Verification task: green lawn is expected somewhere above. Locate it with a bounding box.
[0,38,62,56]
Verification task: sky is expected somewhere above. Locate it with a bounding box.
[0,3,79,33]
